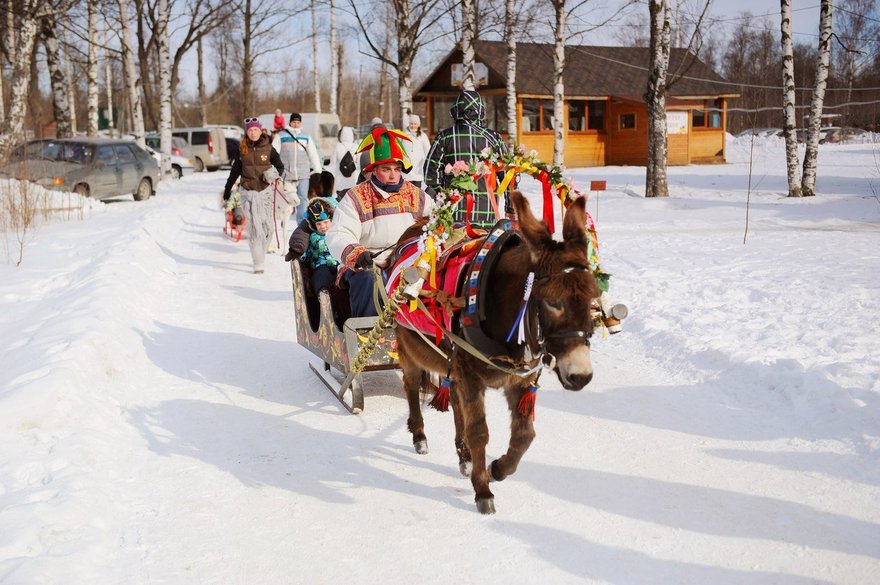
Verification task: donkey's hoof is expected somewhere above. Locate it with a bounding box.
[414,439,429,454]
[459,461,472,477]
[476,497,496,515]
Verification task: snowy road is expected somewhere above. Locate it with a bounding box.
[1,138,879,584]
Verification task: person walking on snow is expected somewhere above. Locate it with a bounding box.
[273,112,322,221]
[328,126,360,199]
[403,114,430,188]
[223,117,285,274]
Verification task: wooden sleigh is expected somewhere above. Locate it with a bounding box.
[289,259,398,414]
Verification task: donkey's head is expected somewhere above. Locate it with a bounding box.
[511,191,599,390]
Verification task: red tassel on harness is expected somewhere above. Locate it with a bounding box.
[538,170,555,234]
[430,377,452,412]
[517,386,538,420]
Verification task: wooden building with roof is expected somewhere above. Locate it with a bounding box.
[414,40,738,167]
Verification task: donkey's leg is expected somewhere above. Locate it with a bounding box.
[489,383,537,482]
[451,397,472,477]
[452,367,494,514]
[398,336,429,454]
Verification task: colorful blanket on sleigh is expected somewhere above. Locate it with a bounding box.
[385,237,483,340]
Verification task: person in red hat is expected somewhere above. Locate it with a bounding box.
[326,127,433,317]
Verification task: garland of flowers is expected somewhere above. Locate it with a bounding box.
[409,145,590,295]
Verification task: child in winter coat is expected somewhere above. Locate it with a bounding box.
[300,198,339,292]
[273,109,285,134]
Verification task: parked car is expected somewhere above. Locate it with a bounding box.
[0,138,158,201]
[736,128,782,139]
[170,127,228,172]
[144,145,194,179]
[819,126,867,144]
[208,124,245,140]
[144,134,190,158]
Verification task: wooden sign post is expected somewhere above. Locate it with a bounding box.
[590,180,606,224]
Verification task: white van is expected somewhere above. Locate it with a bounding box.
[258,112,340,166]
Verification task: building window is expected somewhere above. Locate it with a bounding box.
[588,101,605,130]
[693,98,723,129]
[619,113,636,130]
[521,98,554,132]
[568,100,606,132]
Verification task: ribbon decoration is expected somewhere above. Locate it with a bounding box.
[481,168,502,221]
[537,169,555,234]
[464,192,483,239]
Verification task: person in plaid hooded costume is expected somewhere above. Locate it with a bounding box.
[423,90,509,227]
[326,127,433,317]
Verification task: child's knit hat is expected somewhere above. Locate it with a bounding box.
[305,198,335,230]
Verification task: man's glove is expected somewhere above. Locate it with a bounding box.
[222,190,230,202]
[355,250,373,270]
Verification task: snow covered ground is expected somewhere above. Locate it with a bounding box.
[1,135,878,584]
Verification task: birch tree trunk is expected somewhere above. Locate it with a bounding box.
[41,16,73,138]
[551,0,566,167]
[105,44,115,135]
[243,0,253,115]
[119,0,145,147]
[0,5,39,160]
[197,36,208,126]
[329,0,338,115]
[644,0,671,198]
[6,4,16,66]
[504,0,517,147]
[64,29,77,134]
[780,0,801,197]
[801,0,833,197]
[312,0,321,112]
[460,0,476,91]
[157,0,172,178]
[87,0,99,136]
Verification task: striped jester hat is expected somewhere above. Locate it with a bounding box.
[356,127,413,172]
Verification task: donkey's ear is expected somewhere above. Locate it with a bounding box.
[511,191,551,248]
[562,195,588,246]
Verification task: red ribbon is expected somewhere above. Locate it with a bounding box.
[537,170,554,234]
[464,192,482,239]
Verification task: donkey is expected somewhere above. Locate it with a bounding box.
[395,191,599,514]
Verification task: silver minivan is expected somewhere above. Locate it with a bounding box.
[0,138,159,201]
[170,127,228,172]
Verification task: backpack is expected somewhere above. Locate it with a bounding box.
[339,150,356,178]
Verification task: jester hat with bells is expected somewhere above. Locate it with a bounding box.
[357,127,413,173]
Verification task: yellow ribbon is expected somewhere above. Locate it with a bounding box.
[497,168,517,196]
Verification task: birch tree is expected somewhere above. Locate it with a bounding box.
[0,0,41,160]
[550,0,567,167]
[460,0,477,91]
[157,0,172,178]
[801,0,833,197]
[64,30,77,134]
[504,0,518,145]
[350,0,447,129]
[780,0,801,197]
[87,0,99,136]
[40,14,74,138]
[118,0,145,147]
[329,0,339,115]
[197,36,208,126]
[312,0,321,112]
[645,0,671,197]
